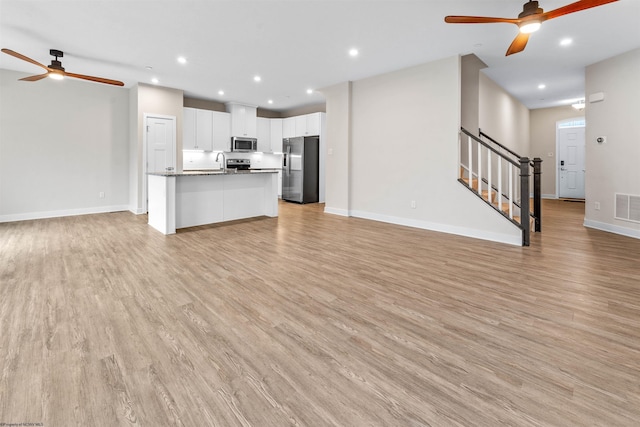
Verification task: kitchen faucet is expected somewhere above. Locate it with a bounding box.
[215,152,226,170]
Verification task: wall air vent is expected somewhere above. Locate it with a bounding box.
[615,193,640,223]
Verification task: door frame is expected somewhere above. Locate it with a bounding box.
[143,113,176,213]
[555,117,585,199]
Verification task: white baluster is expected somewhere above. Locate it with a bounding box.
[487,149,492,202]
[508,165,514,219]
[477,144,482,193]
[468,136,473,181]
[498,158,502,208]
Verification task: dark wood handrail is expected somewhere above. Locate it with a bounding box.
[460,128,519,167]
[478,129,520,159]
[459,126,542,245]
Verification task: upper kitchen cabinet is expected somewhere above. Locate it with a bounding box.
[270,118,283,152]
[257,117,271,152]
[226,103,257,138]
[295,112,322,136]
[282,117,296,138]
[183,107,213,151]
[212,111,231,152]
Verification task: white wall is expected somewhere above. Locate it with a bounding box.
[461,54,487,134]
[323,57,522,245]
[321,81,351,216]
[584,48,640,239]
[130,83,184,213]
[479,73,530,158]
[0,69,129,221]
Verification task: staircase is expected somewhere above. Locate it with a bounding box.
[458,128,542,246]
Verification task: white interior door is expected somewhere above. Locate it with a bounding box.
[557,125,585,199]
[145,114,176,211]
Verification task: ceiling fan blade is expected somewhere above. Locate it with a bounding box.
[542,0,619,21]
[19,72,50,82]
[444,16,519,24]
[506,32,530,56]
[2,48,50,71]
[64,72,124,86]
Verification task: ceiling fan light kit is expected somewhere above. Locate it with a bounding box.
[1,48,124,86]
[444,0,619,55]
[519,21,541,34]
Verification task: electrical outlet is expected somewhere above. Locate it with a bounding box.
[410,200,416,209]
[99,192,105,199]
[594,201,600,210]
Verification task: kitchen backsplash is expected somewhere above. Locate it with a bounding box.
[183,151,283,170]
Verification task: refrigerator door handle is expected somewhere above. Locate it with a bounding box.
[286,145,292,173]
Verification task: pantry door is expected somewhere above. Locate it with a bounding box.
[145,114,176,211]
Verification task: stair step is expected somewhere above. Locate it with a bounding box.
[495,202,511,212]
[482,190,496,203]
[513,215,536,227]
[461,177,478,190]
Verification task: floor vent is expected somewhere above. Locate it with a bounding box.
[615,193,640,223]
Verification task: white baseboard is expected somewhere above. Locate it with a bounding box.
[0,205,130,223]
[130,207,147,215]
[324,207,350,217]
[583,219,640,240]
[349,209,522,246]
[542,194,557,199]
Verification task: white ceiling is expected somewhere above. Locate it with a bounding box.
[1,0,639,111]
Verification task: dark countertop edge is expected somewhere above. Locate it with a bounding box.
[147,169,281,177]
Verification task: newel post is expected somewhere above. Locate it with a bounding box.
[532,158,542,232]
[519,157,530,246]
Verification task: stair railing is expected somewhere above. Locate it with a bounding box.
[459,127,542,246]
[478,129,542,234]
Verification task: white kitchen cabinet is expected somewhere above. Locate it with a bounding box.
[295,112,321,136]
[226,103,257,138]
[305,112,322,136]
[270,118,283,152]
[257,117,271,152]
[213,111,231,152]
[196,109,213,151]
[282,117,296,138]
[183,107,213,151]
[183,107,197,150]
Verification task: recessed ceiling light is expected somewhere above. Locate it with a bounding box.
[254,75,261,82]
[349,48,359,57]
[306,89,313,94]
[218,90,224,96]
[268,99,273,104]
[151,77,159,84]
[538,84,546,89]
[145,66,153,70]
[560,38,573,46]
[177,56,187,64]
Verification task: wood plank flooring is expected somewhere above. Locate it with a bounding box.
[1,199,639,426]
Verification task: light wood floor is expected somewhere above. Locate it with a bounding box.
[1,200,639,426]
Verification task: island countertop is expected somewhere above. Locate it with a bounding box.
[147,169,280,177]
[147,170,279,235]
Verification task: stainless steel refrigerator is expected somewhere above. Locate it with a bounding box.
[282,136,319,203]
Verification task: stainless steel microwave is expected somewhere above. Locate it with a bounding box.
[231,137,258,152]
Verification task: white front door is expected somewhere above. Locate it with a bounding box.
[145,114,176,211]
[557,125,585,199]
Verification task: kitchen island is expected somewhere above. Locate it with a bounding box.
[147,169,279,235]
